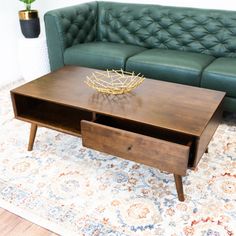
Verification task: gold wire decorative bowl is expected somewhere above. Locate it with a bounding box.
[85,69,145,95]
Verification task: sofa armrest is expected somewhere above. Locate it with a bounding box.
[44,2,98,71]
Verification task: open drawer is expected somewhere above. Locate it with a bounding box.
[81,116,193,176]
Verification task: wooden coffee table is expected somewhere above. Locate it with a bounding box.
[11,66,225,201]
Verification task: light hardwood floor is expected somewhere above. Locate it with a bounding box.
[0,208,58,236]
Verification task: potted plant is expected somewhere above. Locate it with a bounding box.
[18,0,40,38]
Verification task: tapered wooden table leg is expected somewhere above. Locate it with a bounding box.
[28,123,38,151]
[174,174,185,201]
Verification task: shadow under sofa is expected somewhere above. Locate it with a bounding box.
[44,1,236,112]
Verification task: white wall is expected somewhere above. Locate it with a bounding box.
[0,2,21,87]
[0,1,86,87]
[99,0,236,10]
[37,0,236,12]
[37,0,88,36]
[1,0,236,87]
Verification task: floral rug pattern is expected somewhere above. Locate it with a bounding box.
[0,84,236,236]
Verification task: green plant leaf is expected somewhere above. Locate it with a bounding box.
[20,0,36,4]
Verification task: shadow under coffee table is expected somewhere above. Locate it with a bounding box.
[11,66,225,201]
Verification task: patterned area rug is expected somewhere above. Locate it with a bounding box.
[0,84,236,236]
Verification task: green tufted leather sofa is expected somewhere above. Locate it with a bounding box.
[44,1,236,112]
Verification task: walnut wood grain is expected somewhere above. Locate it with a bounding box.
[11,93,93,141]
[10,66,225,201]
[193,104,223,167]
[28,123,37,151]
[174,174,185,201]
[11,66,225,137]
[81,120,190,176]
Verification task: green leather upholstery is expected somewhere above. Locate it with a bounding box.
[201,58,236,111]
[126,49,214,86]
[44,2,97,71]
[201,58,236,97]
[45,1,236,72]
[64,42,146,70]
[44,1,236,112]
[222,97,236,113]
[98,2,236,58]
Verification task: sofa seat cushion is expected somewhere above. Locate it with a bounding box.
[64,42,146,70]
[201,58,236,98]
[126,49,215,86]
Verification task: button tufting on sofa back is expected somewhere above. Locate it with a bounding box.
[97,2,236,58]
[46,2,97,49]
[44,2,98,70]
[59,3,97,48]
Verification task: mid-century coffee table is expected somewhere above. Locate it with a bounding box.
[11,66,225,201]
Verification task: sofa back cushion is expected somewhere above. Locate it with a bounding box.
[97,1,236,58]
[45,2,98,49]
[44,2,98,70]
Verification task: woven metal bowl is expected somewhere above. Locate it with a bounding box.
[85,69,145,94]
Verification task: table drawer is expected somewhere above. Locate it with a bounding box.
[81,117,193,176]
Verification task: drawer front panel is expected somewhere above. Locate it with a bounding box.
[81,120,190,176]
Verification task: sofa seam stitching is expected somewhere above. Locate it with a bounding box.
[127,60,203,73]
